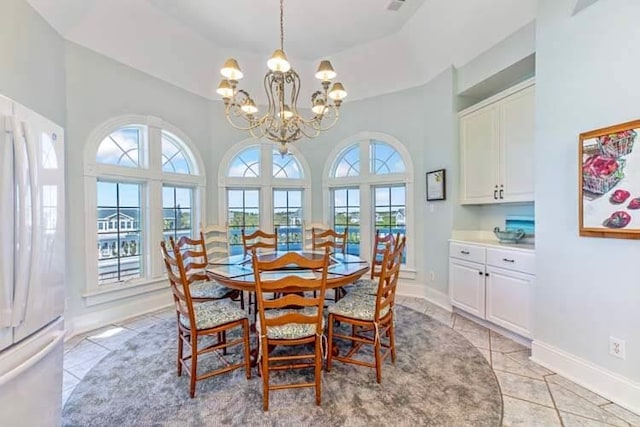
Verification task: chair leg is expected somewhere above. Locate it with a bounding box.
[315,336,322,406]
[326,314,334,372]
[374,334,382,384]
[177,331,184,377]
[261,339,270,411]
[240,291,245,310]
[190,334,198,398]
[242,319,251,379]
[221,330,227,355]
[351,324,357,348]
[389,317,396,364]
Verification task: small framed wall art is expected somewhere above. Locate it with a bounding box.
[579,119,640,239]
[426,169,446,201]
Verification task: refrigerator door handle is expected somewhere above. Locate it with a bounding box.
[0,330,64,386]
[0,116,14,328]
[22,121,39,323]
[9,118,31,327]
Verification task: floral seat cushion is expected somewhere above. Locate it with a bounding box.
[345,278,378,296]
[189,280,233,299]
[179,300,247,331]
[256,307,323,340]
[328,294,389,321]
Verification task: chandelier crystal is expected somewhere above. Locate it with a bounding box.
[217,0,347,155]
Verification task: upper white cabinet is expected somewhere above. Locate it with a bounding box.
[459,79,535,204]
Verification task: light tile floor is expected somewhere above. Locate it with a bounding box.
[62,297,640,426]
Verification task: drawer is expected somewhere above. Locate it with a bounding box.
[449,242,485,264]
[486,247,535,274]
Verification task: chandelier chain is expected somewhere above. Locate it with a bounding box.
[279,0,284,51]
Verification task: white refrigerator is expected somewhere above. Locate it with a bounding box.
[0,94,66,426]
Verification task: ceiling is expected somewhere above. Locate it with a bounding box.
[26,0,537,101]
[147,0,428,59]
[27,0,427,59]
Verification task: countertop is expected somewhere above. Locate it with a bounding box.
[450,230,535,252]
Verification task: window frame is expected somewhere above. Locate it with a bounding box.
[218,139,312,245]
[83,115,206,305]
[323,132,414,275]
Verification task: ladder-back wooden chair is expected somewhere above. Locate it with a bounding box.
[348,230,401,296]
[172,234,234,302]
[326,236,406,383]
[242,229,278,255]
[311,227,348,301]
[201,223,245,309]
[242,229,278,318]
[252,249,330,411]
[160,239,251,398]
[303,222,329,250]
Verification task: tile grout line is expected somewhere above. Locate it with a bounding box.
[502,393,560,410]
[543,374,566,427]
[64,369,81,381]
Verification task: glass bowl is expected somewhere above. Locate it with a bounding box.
[493,227,525,243]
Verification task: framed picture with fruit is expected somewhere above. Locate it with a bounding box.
[579,119,640,239]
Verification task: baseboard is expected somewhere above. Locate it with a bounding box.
[531,340,640,414]
[65,292,173,339]
[396,281,452,312]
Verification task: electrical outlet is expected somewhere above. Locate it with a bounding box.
[609,337,626,360]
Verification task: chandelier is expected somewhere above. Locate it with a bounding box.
[216,0,347,155]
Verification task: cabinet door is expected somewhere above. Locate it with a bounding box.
[485,266,533,338]
[448,258,485,318]
[460,106,500,204]
[499,86,535,202]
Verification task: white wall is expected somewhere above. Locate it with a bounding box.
[534,0,640,410]
[64,42,233,329]
[0,0,65,124]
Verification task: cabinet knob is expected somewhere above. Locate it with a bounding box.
[460,250,470,255]
[485,272,489,276]
[478,271,483,275]
[494,185,498,200]
[502,258,515,263]
[499,188,504,199]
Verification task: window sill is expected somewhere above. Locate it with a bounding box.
[83,277,169,307]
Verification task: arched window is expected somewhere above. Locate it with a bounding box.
[332,144,360,178]
[85,116,205,292]
[228,145,261,178]
[219,140,311,255]
[324,133,413,266]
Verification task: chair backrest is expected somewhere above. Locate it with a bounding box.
[312,227,347,255]
[303,222,329,250]
[242,229,278,256]
[160,239,196,328]
[201,223,229,261]
[172,234,210,274]
[369,230,399,279]
[252,250,330,337]
[374,235,406,322]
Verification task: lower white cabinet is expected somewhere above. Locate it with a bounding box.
[448,240,534,338]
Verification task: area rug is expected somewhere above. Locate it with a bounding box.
[63,306,502,426]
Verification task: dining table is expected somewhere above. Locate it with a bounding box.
[206,250,370,365]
